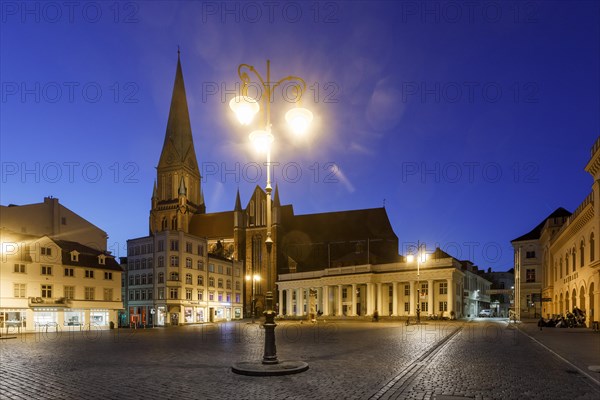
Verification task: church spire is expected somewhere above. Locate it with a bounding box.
[157,51,200,175]
[150,51,203,234]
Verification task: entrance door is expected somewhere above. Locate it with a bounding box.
[209,308,214,322]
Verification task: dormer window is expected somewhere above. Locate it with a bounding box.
[71,251,79,262]
[98,255,106,265]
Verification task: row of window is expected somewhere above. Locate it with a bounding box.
[131,240,205,256]
[294,283,450,301]
[556,234,596,279]
[13,283,113,301]
[139,287,241,303]
[128,272,241,290]
[13,264,113,280]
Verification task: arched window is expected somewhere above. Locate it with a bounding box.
[170,272,179,281]
[158,272,164,283]
[565,254,569,274]
[559,258,563,278]
[171,217,177,231]
[185,274,192,284]
[591,233,595,262]
[580,240,585,267]
[209,277,215,287]
[572,246,576,272]
[197,275,204,285]
[161,218,167,230]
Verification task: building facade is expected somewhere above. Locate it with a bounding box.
[124,231,243,326]
[277,248,490,319]
[513,137,600,325]
[1,228,122,332]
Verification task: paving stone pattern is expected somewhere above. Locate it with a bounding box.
[1,320,598,399]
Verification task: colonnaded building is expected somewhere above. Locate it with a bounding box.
[0,197,123,332]
[512,137,600,325]
[124,53,491,324]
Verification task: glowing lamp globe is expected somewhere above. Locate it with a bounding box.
[285,107,313,135]
[229,96,259,125]
[249,130,274,153]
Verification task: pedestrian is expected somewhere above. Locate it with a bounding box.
[373,310,379,322]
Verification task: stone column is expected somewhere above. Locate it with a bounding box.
[295,288,303,316]
[286,289,293,316]
[278,289,284,316]
[337,285,343,316]
[351,283,357,316]
[376,283,382,315]
[392,282,398,316]
[323,285,329,316]
[366,283,373,315]
[409,281,415,315]
[428,280,434,316]
[447,278,454,317]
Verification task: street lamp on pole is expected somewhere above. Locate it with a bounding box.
[246,274,261,323]
[230,60,311,376]
[407,242,427,324]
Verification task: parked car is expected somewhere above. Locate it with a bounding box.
[478,309,492,317]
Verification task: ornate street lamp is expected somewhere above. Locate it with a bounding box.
[231,60,311,376]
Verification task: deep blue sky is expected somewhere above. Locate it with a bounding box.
[1,1,599,271]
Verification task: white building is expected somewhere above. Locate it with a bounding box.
[277,248,490,319]
[1,229,122,332]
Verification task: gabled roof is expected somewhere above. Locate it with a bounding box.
[189,211,234,239]
[511,207,571,242]
[53,240,122,271]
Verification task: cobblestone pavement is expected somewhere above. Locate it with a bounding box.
[1,320,599,399]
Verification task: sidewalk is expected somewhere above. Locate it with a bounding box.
[517,319,600,385]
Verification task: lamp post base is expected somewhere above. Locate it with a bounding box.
[231,360,309,376]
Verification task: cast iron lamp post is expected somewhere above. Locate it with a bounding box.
[230,60,312,376]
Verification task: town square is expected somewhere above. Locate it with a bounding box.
[1,1,599,399]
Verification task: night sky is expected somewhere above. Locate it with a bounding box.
[1,1,598,271]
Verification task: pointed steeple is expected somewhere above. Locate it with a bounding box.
[157,52,200,175]
[150,51,204,234]
[178,176,187,196]
[234,188,242,211]
[152,180,157,198]
[273,184,281,207]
